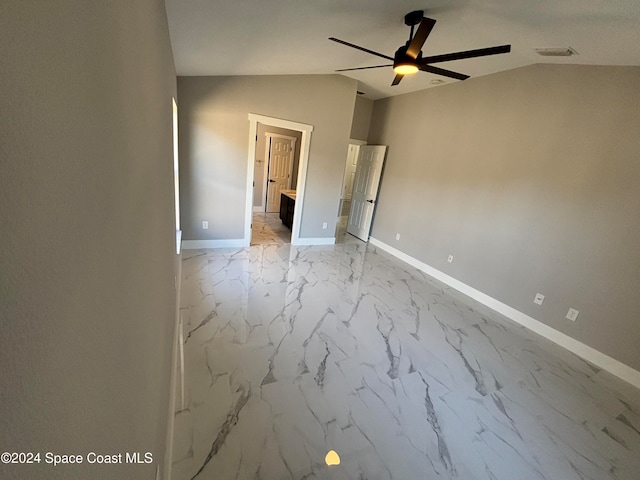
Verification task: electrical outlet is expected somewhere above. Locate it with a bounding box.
[202,221,208,229]
[395,233,401,241]
[447,255,453,263]
[566,308,579,321]
[322,222,328,229]
[534,293,545,305]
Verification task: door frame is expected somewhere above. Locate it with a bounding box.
[262,133,297,213]
[246,113,313,246]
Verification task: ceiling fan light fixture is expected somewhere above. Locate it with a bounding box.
[393,63,418,75]
[393,46,419,75]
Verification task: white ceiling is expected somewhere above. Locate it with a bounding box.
[165,0,640,99]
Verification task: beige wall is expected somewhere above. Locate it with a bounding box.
[0,1,178,479]
[178,75,357,240]
[253,124,302,207]
[350,96,374,141]
[368,64,640,371]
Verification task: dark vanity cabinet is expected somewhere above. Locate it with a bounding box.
[279,192,295,229]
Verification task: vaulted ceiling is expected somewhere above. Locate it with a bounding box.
[165,0,640,99]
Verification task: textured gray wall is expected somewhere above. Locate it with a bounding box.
[0,1,178,479]
[368,64,640,371]
[178,75,357,240]
[350,96,374,141]
[253,124,302,207]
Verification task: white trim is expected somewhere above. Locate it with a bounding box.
[164,254,182,480]
[248,113,314,247]
[253,206,263,213]
[247,118,260,240]
[250,113,313,133]
[349,138,367,146]
[369,237,640,390]
[294,237,336,246]
[257,136,269,212]
[172,98,180,233]
[164,309,180,480]
[175,230,182,255]
[265,132,298,142]
[182,239,246,249]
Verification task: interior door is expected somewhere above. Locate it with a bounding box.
[347,145,387,241]
[266,136,294,213]
[342,144,359,200]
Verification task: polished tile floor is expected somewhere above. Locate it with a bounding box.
[172,242,640,480]
[251,212,291,245]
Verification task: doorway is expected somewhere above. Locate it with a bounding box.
[347,145,387,241]
[251,128,301,245]
[336,140,365,242]
[246,114,313,246]
[254,128,300,214]
[336,144,387,243]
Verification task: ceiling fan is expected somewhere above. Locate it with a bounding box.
[329,10,511,86]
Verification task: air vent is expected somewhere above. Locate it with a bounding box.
[356,90,365,95]
[534,47,578,57]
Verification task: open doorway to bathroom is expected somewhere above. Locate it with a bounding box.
[251,124,302,245]
[245,114,313,246]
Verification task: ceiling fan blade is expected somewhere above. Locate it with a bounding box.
[391,74,404,86]
[421,44,511,64]
[335,64,393,72]
[329,37,394,61]
[406,17,436,59]
[419,64,469,81]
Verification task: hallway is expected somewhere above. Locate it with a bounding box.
[171,243,640,479]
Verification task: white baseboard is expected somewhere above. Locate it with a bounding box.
[182,239,247,249]
[253,206,264,212]
[293,237,336,246]
[369,237,640,390]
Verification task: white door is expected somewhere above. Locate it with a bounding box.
[347,145,387,241]
[342,144,359,200]
[266,136,295,213]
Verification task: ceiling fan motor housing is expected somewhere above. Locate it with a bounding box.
[393,44,422,73]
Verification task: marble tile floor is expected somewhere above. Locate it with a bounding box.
[334,216,350,244]
[251,212,291,245]
[171,242,640,480]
